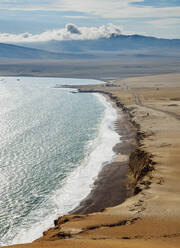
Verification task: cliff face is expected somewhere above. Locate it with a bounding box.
[128,148,155,194]
[102,91,156,195]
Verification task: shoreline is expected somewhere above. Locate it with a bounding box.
[71,93,136,214]
[0,76,130,246]
[5,73,180,248]
[3,84,126,246]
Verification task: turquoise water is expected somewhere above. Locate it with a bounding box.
[0,77,119,246]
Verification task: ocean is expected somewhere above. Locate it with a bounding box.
[0,77,119,246]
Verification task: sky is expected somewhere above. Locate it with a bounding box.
[0,0,180,43]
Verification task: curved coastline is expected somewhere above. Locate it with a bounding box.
[9,91,121,245]
[5,73,180,248]
[71,93,136,214]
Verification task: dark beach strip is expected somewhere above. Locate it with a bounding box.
[71,93,136,214]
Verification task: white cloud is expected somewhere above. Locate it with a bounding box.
[64,16,89,19]
[58,0,180,19]
[66,24,81,34]
[1,0,180,19]
[0,24,122,43]
[146,18,180,28]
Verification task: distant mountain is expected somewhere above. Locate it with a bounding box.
[0,43,60,59]
[0,43,95,59]
[18,34,180,57]
[1,34,180,60]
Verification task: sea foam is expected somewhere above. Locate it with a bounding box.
[11,93,120,245]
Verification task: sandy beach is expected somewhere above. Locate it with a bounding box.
[5,73,180,248]
[71,95,136,214]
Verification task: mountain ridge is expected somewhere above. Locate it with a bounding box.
[18,33,180,56]
[0,42,95,59]
[1,33,180,59]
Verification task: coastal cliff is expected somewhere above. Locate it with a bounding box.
[6,73,180,248]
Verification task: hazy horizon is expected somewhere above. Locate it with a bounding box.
[0,1,180,78]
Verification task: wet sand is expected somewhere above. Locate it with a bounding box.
[71,98,136,214]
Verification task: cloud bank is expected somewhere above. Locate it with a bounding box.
[0,24,122,43]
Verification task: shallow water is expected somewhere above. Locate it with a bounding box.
[0,77,119,245]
